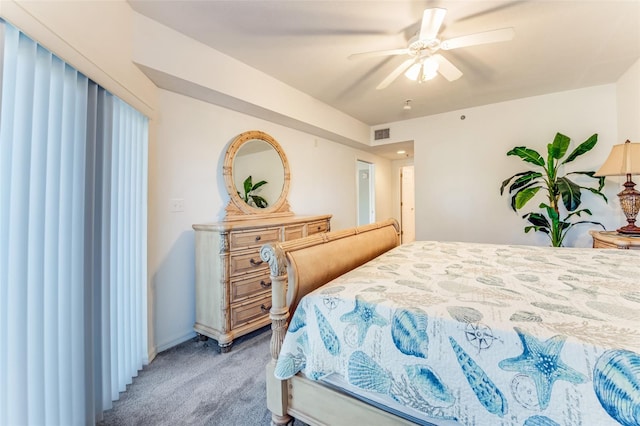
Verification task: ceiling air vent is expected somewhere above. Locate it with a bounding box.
[374,128,390,140]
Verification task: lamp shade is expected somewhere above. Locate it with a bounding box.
[596,140,640,176]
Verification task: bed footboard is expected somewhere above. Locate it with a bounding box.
[260,219,400,425]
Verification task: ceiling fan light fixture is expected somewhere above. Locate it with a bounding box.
[421,57,439,80]
[404,63,421,81]
[405,57,439,82]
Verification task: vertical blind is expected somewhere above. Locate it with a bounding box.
[0,21,148,424]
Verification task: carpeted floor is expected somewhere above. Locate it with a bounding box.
[98,326,279,425]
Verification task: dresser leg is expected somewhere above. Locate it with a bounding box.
[219,341,233,353]
[270,413,292,426]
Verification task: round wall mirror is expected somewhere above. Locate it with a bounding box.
[223,130,291,219]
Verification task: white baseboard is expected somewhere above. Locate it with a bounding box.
[149,331,197,361]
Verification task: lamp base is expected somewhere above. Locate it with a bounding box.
[617,176,640,235]
[617,224,640,234]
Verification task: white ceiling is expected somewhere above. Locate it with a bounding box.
[129,0,640,135]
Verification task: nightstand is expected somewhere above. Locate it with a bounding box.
[589,230,640,249]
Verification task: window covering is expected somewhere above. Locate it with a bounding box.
[0,21,148,424]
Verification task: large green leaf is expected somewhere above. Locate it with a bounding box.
[568,170,600,180]
[507,146,545,166]
[251,180,268,191]
[548,132,571,159]
[250,195,268,208]
[565,171,607,201]
[569,171,607,193]
[243,176,253,196]
[523,212,550,235]
[500,171,529,195]
[557,176,582,211]
[524,225,550,235]
[559,220,572,231]
[565,208,593,220]
[524,212,550,228]
[514,186,541,210]
[509,172,543,193]
[510,182,541,211]
[562,133,598,164]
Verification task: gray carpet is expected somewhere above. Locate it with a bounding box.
[98,326,285,426]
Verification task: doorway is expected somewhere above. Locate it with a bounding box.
[357,160,375,225]
[400,165,415,243]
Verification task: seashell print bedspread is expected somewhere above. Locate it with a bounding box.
[273,241,640,426]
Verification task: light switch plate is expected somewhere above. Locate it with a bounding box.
[170,198,184,212]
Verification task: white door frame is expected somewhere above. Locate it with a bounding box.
[356,160,375,226]
[400,165,415,243]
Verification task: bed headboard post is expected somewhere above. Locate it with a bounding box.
[260,244,289,361]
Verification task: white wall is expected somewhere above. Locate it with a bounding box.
[381,85,622,248]
[617,58,640,141]
[151,89,393,352]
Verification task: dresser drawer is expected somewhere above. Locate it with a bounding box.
[284,225,304,241]
[230,272,271,303]
[593,239,619,249]
[230,294,271,329]
[229,249,268,276]
[230,227,280,249]
[590,230,640,249]
[307,220,329,235]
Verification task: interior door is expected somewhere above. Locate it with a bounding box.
[357,160,375,225]
[401,165,415,243]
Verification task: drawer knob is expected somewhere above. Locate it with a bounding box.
[249,258,264,267]
[260,280,272,288]
[255,235,261,242]
[260,304,272,314]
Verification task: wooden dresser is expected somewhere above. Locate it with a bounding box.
[193,214,331,351]
[590,230,640,249]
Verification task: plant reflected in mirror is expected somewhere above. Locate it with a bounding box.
[239,176,269,208]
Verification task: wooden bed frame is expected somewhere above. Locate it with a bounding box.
[260,219,412,426]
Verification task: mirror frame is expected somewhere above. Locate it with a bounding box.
[223,130,292,220]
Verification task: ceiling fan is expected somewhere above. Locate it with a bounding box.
[349,8,515,90]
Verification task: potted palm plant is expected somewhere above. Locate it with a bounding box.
[500,132,607,247]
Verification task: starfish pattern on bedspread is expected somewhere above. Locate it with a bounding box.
[340,295,388,346]
[498,327,587,410]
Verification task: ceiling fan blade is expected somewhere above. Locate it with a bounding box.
[440,27,515,50]
[348,48,409,60]
[376,58,415,90]
[432,54,462,81]
[419,8,447,40]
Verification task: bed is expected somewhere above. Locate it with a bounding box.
[259,219,640,426]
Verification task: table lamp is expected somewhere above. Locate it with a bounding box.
[596,140,640,234]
